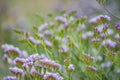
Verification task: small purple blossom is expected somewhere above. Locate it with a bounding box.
[82,31,94,40]
[115,23,120,30]
[14,57,26,65]
[27,53,40,62]
[39,23,49,32]
[40,59,61,69]
[3,76,18,80]
[68,64,75,71]
[9,67,24,75]
[114,34,120,41]
[101,39,117,48]
[28,36,41,45]
[86,66,97,72]
[44,72,63,80]
[89,15,111,24]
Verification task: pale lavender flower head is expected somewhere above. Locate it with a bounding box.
[59,44,69,54]
[1,44,28,58]
[89,15,111,24]
[55,16,67,24]
[9,67,24,75]
[39,23,48,32]
[14,57,26,65]
[27,53,40,62]
[19,50,28,58]
[91,38,100,43]
[3,76,18,80]
[40,59,61,69]
[44,40,52,48]
[30,66,38,76]
[82,31,94,40]
[1,44,21,56]
[86,66,97,72]
[101,39,117,48]
[28,36,41,45]
[114,34,120,41]
[115,23,120,30]
[44,72,63,80]
[68,64,75,71]
[2,54,8,61]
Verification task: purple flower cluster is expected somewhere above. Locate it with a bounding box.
[1,44,28,58]
[101,39,117,48]
[3,76,18,80]
[44,72,63,80]
[89,15,111,24]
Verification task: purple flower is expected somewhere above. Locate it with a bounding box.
[114,34,120,41]
[55,16,67,24]
[44,72,63,80]
[39,23,48,32]
[115,23,120,30]
[28,36,41,45]
[91,38,100,43]
[68,64,75,71]
[27,53,40,62]
[9,67,24,75]
[89,15,111,24]
[82,31,94,40]
[3,76,18,80]
[14,57,25,65]
[101,39,117,48]
[86,66,97,72]
[40,59,61,69]
[1,44,28,58]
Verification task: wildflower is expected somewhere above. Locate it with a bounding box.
[97,56,103,61]
[9,67,24,75]
[39,23,49,32]
[1,44,21,57]
[114,34,120,41]
[28,36,41,45]
[1,44,28,58]
[44,40,52,48]
[101,39,117,48]
[14,57,26,66]
[106,29,114,35]
[77,24,86,32]
[86,66,97,72]
[19,50,28,58]
[82,31,94,40]
[91,38,100,43]
[115,23,120,30]
[30,66,37,76]
[3,76,18,80]
[2,54,8,61]
[101,61,111,68]
[68,64,75,71]
[59,44,69,54]
[44,72,63,80]
[27,53,40,62]
[82,54,94,65]
[55,16,67,24]
[89,15,111,24]
[40,59,61,69]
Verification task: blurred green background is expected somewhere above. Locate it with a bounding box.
[0,0,120,79]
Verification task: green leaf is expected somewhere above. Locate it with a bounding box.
[18,39,28,43]
[68,10,77,17]
[13,29,24,35]
[32,25,38,32]
[60,10,66,15]
[35,13,44,24]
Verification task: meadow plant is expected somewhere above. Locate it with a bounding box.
[1,9,120,80]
